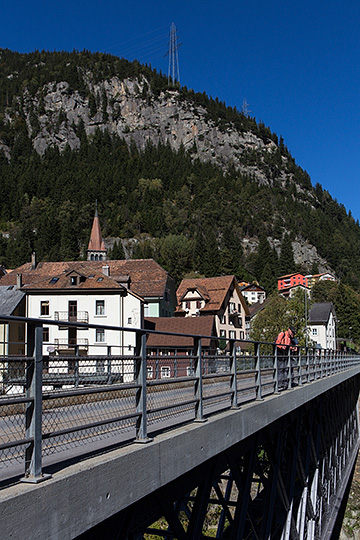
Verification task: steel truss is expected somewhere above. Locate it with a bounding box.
[79,378,360,540]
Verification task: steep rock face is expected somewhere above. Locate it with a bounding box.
[3,70,333,275]
[20,77,276,185]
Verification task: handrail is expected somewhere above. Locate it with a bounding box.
[0,314,359,483]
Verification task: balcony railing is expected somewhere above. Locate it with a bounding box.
[54,311,89,323]
[54,338,89,351]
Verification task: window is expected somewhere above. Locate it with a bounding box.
[161,366,171,378]
[147,366,153,379]
[196,300,202,309]
[96,300,105,316]
[96,328,105,342]
[312,328,318,336]
[40,301,49,316]
[220,314,226,324]
[70,276,77,286]
[144,303,149,316]
[229,330,236,339]
[128,317,132,324]
[228,302,235,314]
[220,330,226,338]
[43,327,49,342]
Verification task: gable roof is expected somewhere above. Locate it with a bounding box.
[308,303,336,324]
[145,316,216,348]
[0,259,171,299]
[0,286,25,315]
[240,283,265,293]
[175,275,249,316]
[248,298,270,319]
[20,264,131,292]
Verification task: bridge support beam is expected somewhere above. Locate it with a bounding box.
[83,376,359,540]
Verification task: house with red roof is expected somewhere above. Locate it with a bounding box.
[175,276,249,344]
[22,263,143,361]
[145,316,217,379]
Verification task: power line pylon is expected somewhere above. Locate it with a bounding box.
[242,98,251,117]
[167,22,182,86]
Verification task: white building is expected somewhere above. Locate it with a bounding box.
[308,302,337,350]
[23,265,143,357]
[240,283,266,305]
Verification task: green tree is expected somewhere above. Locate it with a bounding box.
[158,234,193,286]
[278,233,296,276]
[109,240,125,260]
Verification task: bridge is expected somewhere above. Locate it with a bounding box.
[0,315,359,539]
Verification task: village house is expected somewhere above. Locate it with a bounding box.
[175,276,249,345]
[308,302,337,350]
[306,273,336,289]
[145,316,217,379]
[240,282,266,305]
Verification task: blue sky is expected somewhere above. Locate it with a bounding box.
[2,1,360,219]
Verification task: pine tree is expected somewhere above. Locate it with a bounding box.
[109,240,125,260]
[278,234,296,276]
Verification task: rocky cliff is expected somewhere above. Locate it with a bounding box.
[13,76,276,188]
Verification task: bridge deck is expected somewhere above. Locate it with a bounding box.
[0,368,358,540]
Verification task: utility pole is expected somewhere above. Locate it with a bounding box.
[167,22,181,86]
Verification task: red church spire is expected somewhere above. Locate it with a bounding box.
[87,206,107,261]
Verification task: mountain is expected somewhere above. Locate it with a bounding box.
[0,48,359,290]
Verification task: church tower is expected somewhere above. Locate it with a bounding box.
[87,207,107,261]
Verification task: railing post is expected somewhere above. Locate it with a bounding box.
[22,323,50,483]
[74,344,79,387]
[274,343,279,393]
[287,346,292,389]
[174,349,178,378]
[230,340,238,408]
[107,346,112,383]
[320,349,323,379]
[306,347,311,383]
[194,337,206,422]
[255,342,262,400]
[135,331,152,443]
[298,347,303,386]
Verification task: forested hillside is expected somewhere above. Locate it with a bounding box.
[0,48,359,292]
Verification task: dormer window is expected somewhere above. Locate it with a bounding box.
[70,276,77,286]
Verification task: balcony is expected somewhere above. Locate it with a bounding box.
[54,311,89,324]
[54,338,89,352]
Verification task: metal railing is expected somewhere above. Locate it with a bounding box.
[0,314,359,484]
[54,311,89,323]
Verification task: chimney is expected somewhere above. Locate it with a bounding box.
[102,265,110,277]
[31,252,37,270]
[115,275,131,289]
[16,273,22,289]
